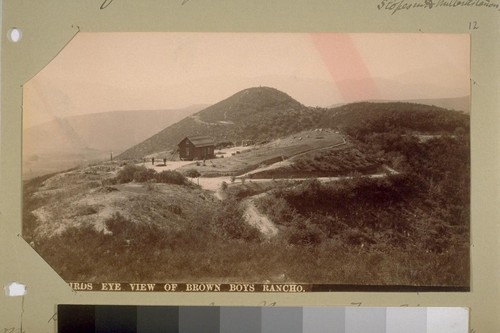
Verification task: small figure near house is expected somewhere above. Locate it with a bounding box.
[152,157,155,165]
[163,158,167,166]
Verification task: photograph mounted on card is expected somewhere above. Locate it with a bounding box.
[21,32,470,292]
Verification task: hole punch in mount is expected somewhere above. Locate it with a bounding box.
[7,27,22,43]
[4,282,27,296]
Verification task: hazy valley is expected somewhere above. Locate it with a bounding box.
[23,105,206,179]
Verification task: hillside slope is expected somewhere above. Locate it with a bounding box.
[117,87,309,159]
[118,87,470,160]
[321,102,469,133]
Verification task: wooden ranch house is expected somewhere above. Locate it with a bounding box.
[178,136,215,161]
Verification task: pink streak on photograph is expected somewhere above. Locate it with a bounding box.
[311,33,380,102]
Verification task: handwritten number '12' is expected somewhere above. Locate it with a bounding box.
[469,21,479,30]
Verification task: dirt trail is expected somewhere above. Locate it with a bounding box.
[139,136,399,195]
[242,193,278,239]
[243,199,278,239]
[189,114,234,126]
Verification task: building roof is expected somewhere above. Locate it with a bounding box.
[181,136,215,148]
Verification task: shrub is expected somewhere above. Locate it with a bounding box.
[285,218,325,246]
[133,168,157,182]
[88,181,101,188]
[184,169,201,179]
[167,204,182,215]
[99,185,118,193]
[256,196,296,226]
[230,187,255,200]
[102,178,118,186]
[211,198,261,241]
[155,170,187,185]
[105,212,136,237]
[115,165,146,183]
[74,206,98,216]
[113,165,188,185]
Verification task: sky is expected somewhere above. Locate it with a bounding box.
[23,32,470,128]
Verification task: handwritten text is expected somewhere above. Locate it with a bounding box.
[100,0,193,10]
[377,0,499,15]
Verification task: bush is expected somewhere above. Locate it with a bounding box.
[74,206,98,217]
[105,212,136,237]
[102,177,118,186]
[115,165,146,183]
[211,198,261,241]
[155,170,188,185]
[286,219,325,246]
[133,168,157,182]
[256,196,296,226]
[167,204,182,215]
[112,165,188,185]
[184,169,201,178]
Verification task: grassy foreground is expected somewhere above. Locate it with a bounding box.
[24,165,468,287]
[32,209,468,286]
[23,123,469,287]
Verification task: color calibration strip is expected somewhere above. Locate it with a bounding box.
[57,305,468,333]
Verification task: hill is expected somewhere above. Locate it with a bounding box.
[407,96,470,113]
[321,101,469,134]
[117,87,310,159]
[118,87,470,160]
[332,96,470,113]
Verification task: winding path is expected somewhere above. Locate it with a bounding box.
[139,144,399,239]
[243,194,278,239]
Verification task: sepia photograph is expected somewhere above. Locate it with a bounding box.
[21,32,470,291]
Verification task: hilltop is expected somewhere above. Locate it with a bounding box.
[117,87,308,159]
[118,87,469,160]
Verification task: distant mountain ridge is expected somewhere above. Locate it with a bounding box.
[330,96,470,113]
[23,105,206,157]
[118,87,470,160]
[406,96,470,113]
